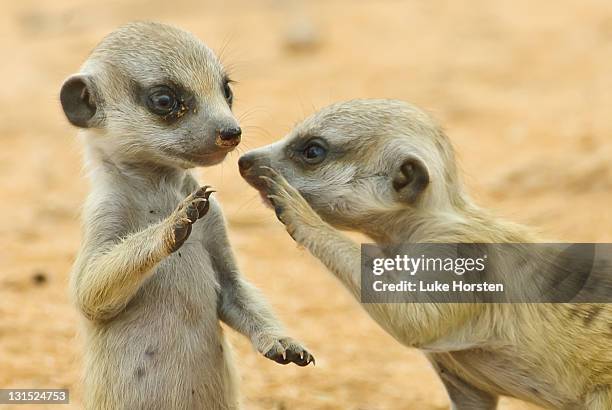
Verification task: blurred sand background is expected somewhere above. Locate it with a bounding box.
[1,0,611,409]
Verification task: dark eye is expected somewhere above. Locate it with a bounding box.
[147,87,178,116]
[302,141,327,164]
[223,81,233,107]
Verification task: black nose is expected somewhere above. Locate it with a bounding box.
[238,153,254,174]
[218,126,242,141]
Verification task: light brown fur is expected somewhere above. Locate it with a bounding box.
[62,22,312,410]
[239,99,612,410]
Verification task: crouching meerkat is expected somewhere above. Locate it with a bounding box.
[61,22,313,410]
[238,99,612,409]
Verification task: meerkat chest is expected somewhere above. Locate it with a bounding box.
[131,233,220,329]
[137,188,185,223]
[132,188,221,304]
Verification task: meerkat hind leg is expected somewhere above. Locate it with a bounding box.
[443,377,498,410]
[433,360,498,410]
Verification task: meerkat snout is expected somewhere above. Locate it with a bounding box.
[238,151,262,175]
[60,21,240,169]
[216,125,242,147]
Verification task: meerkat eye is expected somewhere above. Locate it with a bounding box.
[147,86,178,116]
[302,140,327,164]
[222,80,233,107]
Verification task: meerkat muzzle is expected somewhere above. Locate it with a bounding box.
[215,126,242,148]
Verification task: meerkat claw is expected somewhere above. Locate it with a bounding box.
[301,352,315,367]
[192,198,208,217]
[194,185,213,197]
[259,165,280,176]
[186,187,214,218]
[265,194,285,222]
[264,346,291,365]
[287,346,315,367]
[259,175,276,187]
[274,205,285,222]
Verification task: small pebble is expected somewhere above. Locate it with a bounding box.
[31,271,48,285]
[283,17,321,53]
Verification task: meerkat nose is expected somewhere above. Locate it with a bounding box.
[217,126,242,144]
[238,153,254,174]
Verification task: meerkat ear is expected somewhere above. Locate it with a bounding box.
[60,74,100,128]
[392,156,430,203]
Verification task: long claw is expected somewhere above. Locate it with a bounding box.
[191,197,206,213]
[259,175,279,190]
[194,185,212,197]
[259,165,279,175]
[191,197,209,218]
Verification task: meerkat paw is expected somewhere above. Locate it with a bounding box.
[258,335,315,367]
[168,186,215,252]
[259,167,322,241]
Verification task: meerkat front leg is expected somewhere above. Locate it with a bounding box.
[217,267,315,367]
[206,200,314,366]
[262,169,363,299]
[71,187,214,321]
[261,169,465,347]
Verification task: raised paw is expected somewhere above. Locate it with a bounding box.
[264,337,315,367]
[170,186,215,252]
[257,166,322,241]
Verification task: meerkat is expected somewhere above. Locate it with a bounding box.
[238,99,612,410]
[61,22,313,410]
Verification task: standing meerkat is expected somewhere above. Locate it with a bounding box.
[61,22,313,410]
[238,99,612,410]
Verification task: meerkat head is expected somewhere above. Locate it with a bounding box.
[60,22,240,168]
[239,99,465,230]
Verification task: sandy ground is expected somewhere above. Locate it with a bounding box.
[1,0,611,409]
